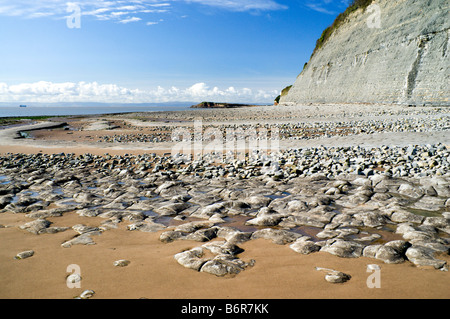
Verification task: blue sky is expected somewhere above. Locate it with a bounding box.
[0,0,351,104]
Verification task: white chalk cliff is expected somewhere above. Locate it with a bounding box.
[280,0,450,106]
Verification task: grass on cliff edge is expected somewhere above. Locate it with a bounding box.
[275,0,373,103]
[312,0,374,56]
[274,85,292,104]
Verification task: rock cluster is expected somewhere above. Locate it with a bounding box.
[0,143,449,279]
[94,113,448,145]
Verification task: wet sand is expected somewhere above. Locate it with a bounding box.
[0,104,449,300]
[1,211,449,299]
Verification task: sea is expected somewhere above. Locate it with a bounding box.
[0,104,192,118]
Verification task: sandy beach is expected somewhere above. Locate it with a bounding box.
[0,103,449,300]
[1,212,449,299]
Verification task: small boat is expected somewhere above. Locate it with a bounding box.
[19,105,27,108]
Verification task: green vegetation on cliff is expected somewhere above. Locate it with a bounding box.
[312,0,374,56]
[277,0,374,104]
[274,85,292,104]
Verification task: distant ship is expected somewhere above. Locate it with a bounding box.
[19,105,27,107]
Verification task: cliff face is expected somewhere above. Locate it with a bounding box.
[280,0,450,106]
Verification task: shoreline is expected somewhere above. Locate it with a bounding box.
[0,103,449,299]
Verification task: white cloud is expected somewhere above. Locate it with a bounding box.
[118,16,142,23]
[0,0,287,24]
[305,0,351,15]
[183,0,287,12]
[0,81,278,103]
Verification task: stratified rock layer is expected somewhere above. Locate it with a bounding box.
[281,0,449,106]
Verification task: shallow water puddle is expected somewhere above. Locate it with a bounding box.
[58,200,80,206]
[405,207,445,218]
[154,215,186,227]
[264,191,291,200]
[221,215,261,233]
[10,190,41,204]
[0,175,10,184]
[143,210,158,217]
[290,226,323,241]
[52,188,64,195]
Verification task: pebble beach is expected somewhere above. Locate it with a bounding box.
[0,103,449,299]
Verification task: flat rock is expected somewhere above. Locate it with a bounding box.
[174,247,207,271]
[14,250,35,260]
[200,255,254,277]
[185,227,219,242]
[397,184,424,199]
[160,230,186,243]
[72,224,102,235]
[251,228,302,245]
[175,221,216,233]
[79,290,95,299]
[411,196,446,211]
[423,216,450,234]
[389,209,425,224]
[373,245,406,264]
[278,215,325,228]
[113,260,131,267]
[245,214,283,227]
[61,234,96,248]
[202,241,244,256]
[127,221,166,233]
[244,195,272,208]
[153,202,190,216]
[190,203,226,219]
[315,267,351,283]
[290,238,321,255]
[19,219,51,235]
[405,246,447,269]
[216,227,252,244]
[320,239,365,258]
[352,211,388,228]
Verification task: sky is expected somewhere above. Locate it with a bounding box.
[0,0,352,105]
